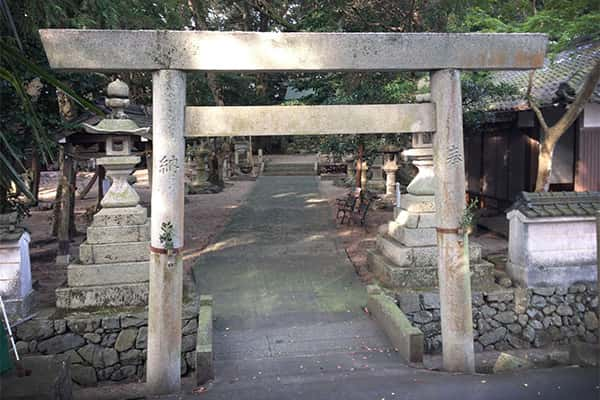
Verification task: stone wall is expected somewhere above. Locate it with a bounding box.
[396,284,599,354]
[12,306,199,386]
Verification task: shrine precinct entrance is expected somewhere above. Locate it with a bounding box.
[40,30,547,394]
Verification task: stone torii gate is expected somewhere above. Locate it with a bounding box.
[40,30,547,394]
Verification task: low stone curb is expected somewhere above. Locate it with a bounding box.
[367,288,424,363]
[195,295,214,385]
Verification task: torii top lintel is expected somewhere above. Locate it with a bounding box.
[39,30,547,72]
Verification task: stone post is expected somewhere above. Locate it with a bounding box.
[430,69,475,373]
[147,70,186,395]
[360,161,368,193]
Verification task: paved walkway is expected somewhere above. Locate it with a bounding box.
[187,176,598,400]
[192,175,401,374]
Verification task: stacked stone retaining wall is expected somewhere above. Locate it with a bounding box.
[12,306,199,386]
[396,283,599,354]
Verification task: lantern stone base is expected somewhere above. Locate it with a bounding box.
[56,206,150,311]
[56,282,148,310]
[367,243,494,290]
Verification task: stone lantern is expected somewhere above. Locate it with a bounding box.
[55,79,152,310]
[380,145,401,200]
[187,142,211,193]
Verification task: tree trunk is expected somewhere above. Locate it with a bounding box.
[57,151,74,255]
[535,142,554,192]
[51,146,65,237]
[530,60,600,192]
[30,147,41,203]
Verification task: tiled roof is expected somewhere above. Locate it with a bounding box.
[509,191,600,219]
[488,42,600,112]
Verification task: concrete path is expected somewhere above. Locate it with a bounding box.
[192,175,400,371]
[188,176,598,400]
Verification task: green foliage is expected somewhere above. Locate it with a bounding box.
[159,221,175,250]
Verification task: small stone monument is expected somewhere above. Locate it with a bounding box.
[367,132,494,289]
[381,145,401,202]
[367,154,385,192]
[0,213,33,319]
[187,142,211,193]
[55,79,151,310]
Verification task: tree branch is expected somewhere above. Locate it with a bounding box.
[548,58,600,140]
[248,0,297,32]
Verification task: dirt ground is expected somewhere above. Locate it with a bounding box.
[319,180,393,284]
[318,180,509,284]
[22,169,255,307]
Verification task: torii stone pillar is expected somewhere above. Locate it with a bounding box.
[147,70,186,394]
[431,69,475,373]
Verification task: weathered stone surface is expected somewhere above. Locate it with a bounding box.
[529,320,543,330]
[102,317,120,330]
[493,352,533,373]
[84,333,102,344]
[494,311,517,324]
[111,365,137,381]
[79,241,150,265]
[486,291,513,302]
[135,326,147,349]
[120,349,142,365]
[481,305,497,318]
[543,305,556,315]
[189,104,436,137]
[557,304,574,316]
[121,315,146,328]
[584,311,599,330]
[37,333,85,354]
[67,319,101,334]
[64,349,84,364]
[56,283,148,310]
[101,333,118,347]
[532,287,555,296]
[115,328,138,352]
[71,365,98,386]
[16,319,54,341]
[421,292,440,309]
[40,30,547,72]
[413,310,434,324]
[518,314,528,326]
[182,319,198,336]
[67,261,149,287]
[86,222,150,244]
[531,295,546,308]
[182,334,196,352]
[78,343,119,368]
[478,327,507,346]
[91,205,147,227]
[523,326,536,342]
[54,320,67,335]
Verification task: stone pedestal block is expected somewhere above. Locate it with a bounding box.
[0,231,33,319]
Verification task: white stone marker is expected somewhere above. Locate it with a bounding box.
[147,70,186,395]
[431,69,475,373]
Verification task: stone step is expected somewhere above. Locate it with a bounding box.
[367,249,494,290]
[86,222,150,244]
[79,241,150,265]
[67,261,149,287]
[377,234,482,267]
[92,205,148,227]
[55,282,148,310]
[263,163,316,176]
